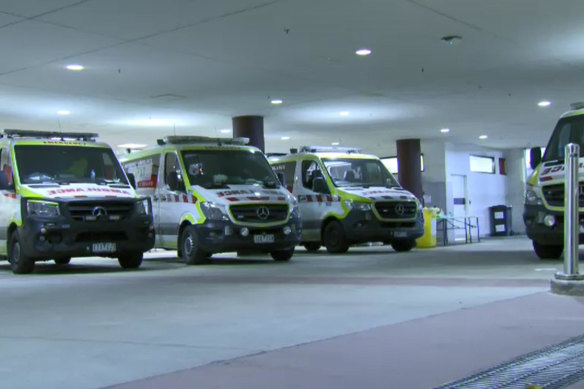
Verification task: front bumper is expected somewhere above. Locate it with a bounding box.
[195,216,302,253]
[340,209,424,243]
[20,216,155,260]
[524,203,584,245]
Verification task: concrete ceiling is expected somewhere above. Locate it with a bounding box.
[0,0,582,154]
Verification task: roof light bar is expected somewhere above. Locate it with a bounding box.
[157,135,249,146]
[299,145,361,153]
[2,129,98,141]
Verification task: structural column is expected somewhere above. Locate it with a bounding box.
[232,115,265,152]
[396,138,423,201]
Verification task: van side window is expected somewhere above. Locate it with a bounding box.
[122,155,160,189]
[272,162,295,192]
[164,152,185,191]
[302,160,327,193]
[1,148,14,189]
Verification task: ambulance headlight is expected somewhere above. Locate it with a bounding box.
[343,200,371,211]
[201,202,229,221]
[27,200,60,217]
[136,198,151,216]
[525,186,542,205]
[290,204,300,218]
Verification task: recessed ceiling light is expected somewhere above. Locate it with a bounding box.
[118,143,147,149]
[538,100,551,107]
[281,136,290,140]
[355,48,372,56]
[220,129,232,133]
[440,128,450,133]
[340,111,350,116]
[57,110,71,115]
[331,142,340,146]
[271,99,283,105]
[479,135,488,140]
[66,64,84,71]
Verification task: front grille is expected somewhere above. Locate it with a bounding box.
[67,200,134,221]
[375,201,417,219]
[75,231,128,242]
[542,183,584,206]
[230,204,288,223]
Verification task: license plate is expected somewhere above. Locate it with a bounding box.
[92,242,117,253]
[394,231,407,238]
[253,234,275,244]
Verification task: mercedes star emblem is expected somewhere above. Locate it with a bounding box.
[92,206,107,218]
[394,203,405,216]
[256,206,270,220]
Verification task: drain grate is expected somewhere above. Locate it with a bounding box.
[434,334,584,389]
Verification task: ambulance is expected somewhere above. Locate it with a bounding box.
[119,136,301,263]
[0,129,155,274]
[269,146,424,253]
[524,102,584,259]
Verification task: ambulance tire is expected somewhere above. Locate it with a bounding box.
[303,242,321,252]
[118,252,143,269]
[323,220,350,254]
[391,239,416,252]
[532,241,563,259]
[54,257,71,265]
[8,230,35,274]
[271,247,294,262]
[180,226,209,265]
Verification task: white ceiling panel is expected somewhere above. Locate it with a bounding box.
[0,0,83,17]
[39,0,278,40]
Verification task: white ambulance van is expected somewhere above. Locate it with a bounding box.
[524,102,584,259]
[120,136,301,263]
[270,146,424,253]
[0,129,155,274]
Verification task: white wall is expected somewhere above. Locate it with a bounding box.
[445,143,508,237]
[504,148,527,234]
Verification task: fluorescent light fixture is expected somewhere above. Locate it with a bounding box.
[479,135,488,140]
[281,136,290,140]
[355,48,372,56]
[57,110,71,115]
[538,100,551,107]
[118,143,147,149]
[440,128,450,133]
[340,111,350,116]
[220,129,232,133]
[66,64,84,71]
[331,142,340,146]
[271,99,283,105]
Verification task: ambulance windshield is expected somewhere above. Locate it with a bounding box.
[322,158,400,188]
[182,149,279,189]
[15,145,129,186]
[543,115,584,162]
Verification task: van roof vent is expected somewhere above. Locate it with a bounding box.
[157,135,249,146]
[299,145,361,154]
[2,129,98,142]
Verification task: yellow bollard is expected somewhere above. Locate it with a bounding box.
[416,207,440,248]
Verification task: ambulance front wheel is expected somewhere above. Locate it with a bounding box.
[8,230,35,274]
[118,252,143,269]
[180,226,209,265]
[303,242,321,252]
[532,241,563,259]
[323,220,349,254]
[271,247,294,262]
[391,239,416,252]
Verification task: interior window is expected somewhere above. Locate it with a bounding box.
[301,160,324,191]
[164,152,181,183]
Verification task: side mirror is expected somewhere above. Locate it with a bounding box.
[127,173,136,189]
[166,171,185,192]
[0,171,9,189]
[530,147,542,169]
[312,176,329,194]
[276,172,286,187]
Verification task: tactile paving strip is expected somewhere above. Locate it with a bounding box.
[434,334,584,389]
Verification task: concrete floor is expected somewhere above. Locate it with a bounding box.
[0,236,583,389]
